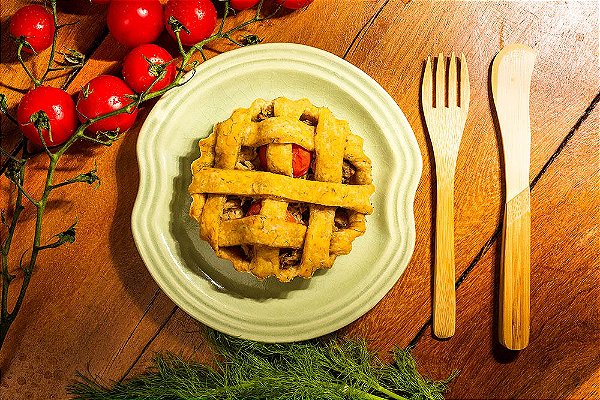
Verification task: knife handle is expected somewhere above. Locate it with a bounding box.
[433,176,456,339]
[499,187,530,350]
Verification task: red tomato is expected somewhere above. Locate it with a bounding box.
[164,0,217,46]
[247,201,297,223]
[17,86,78,147]
[259,144,312,178]
[9,5,55,53]
[230,0,260,11]
[277,0,314,9]
[76,75,138,134]
[107,0,164,47]
[122,44,176,94]
[91,0,111,4]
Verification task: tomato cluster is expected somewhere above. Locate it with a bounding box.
[9,0,314,148]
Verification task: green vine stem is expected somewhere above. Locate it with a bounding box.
[38,0,61,86]
[16,42,39,87]
[0,0,273,358]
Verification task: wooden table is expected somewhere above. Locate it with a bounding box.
[0,1,598,398]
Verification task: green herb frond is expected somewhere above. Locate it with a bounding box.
[68,329,454,400]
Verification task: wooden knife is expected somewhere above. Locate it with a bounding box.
[491,43,536,350]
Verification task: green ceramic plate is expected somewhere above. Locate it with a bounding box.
[132,43,422,342]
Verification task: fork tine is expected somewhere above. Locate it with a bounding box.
[422,56,433,108]
[460,53,470,111]
[448,52,457,108]
[436,53,445,108]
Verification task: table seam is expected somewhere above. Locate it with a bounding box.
[118,305,179,383]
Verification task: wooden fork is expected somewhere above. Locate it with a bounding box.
[421,53,470,339]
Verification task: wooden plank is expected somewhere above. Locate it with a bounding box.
[411,105,599,399]
[340,0,599,351]
[0,2,386,397]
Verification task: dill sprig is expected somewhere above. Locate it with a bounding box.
[68,329,455,400]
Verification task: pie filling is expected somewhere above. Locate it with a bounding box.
[299,112,318,126]
[279,248,302,269]
[251,103,274,122]
[236,146,259,171]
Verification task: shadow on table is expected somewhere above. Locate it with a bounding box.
[487,60,520,364]
[417,59,443,341]
[106,107,173,326]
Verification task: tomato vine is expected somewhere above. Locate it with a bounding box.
[0,0,281,365]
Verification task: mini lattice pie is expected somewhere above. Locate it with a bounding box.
[188,97,374,282]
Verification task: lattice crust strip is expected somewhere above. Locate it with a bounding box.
[189,97,374,282]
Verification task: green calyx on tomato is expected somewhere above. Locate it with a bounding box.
[76,75,138,135]
[164,0,217,46]
[122,44,176,94]
[17,86,78,147]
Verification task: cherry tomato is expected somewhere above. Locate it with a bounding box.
[91,0,111,4]
[122,44,176,94]
[164,0,217,46]
[247,201,297,223]
[17,86,78,147]
[230,0,260,11]
[9,5,55,53]
[76,75,138,134]
[107,0,164,47]
[277,0,314,9]
[259,144,312,178]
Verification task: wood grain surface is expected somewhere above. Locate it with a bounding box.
[413,104,599,399]
[0,1,598,399]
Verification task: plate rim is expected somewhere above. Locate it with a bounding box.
[132,43,423,342]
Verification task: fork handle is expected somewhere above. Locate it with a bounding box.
[499,188,530,350]
[433,175,456,338]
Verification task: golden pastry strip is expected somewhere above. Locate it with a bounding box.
[189,169,374,214]
[199,110,246,251]
[299,206,336,276]
[199,196,226,249]
[218,216,364,255]
[298,107,348,275]
[274,97,314,119]
[344,134,373,185]
[219,217,305,248]
[191,128,371,182]
[264,143,293,176]
[251,143,293,278]
[246,118,315,150]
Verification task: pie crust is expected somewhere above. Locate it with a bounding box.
[189,97,374,282]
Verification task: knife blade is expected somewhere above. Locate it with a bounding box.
[491,43,536,350]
